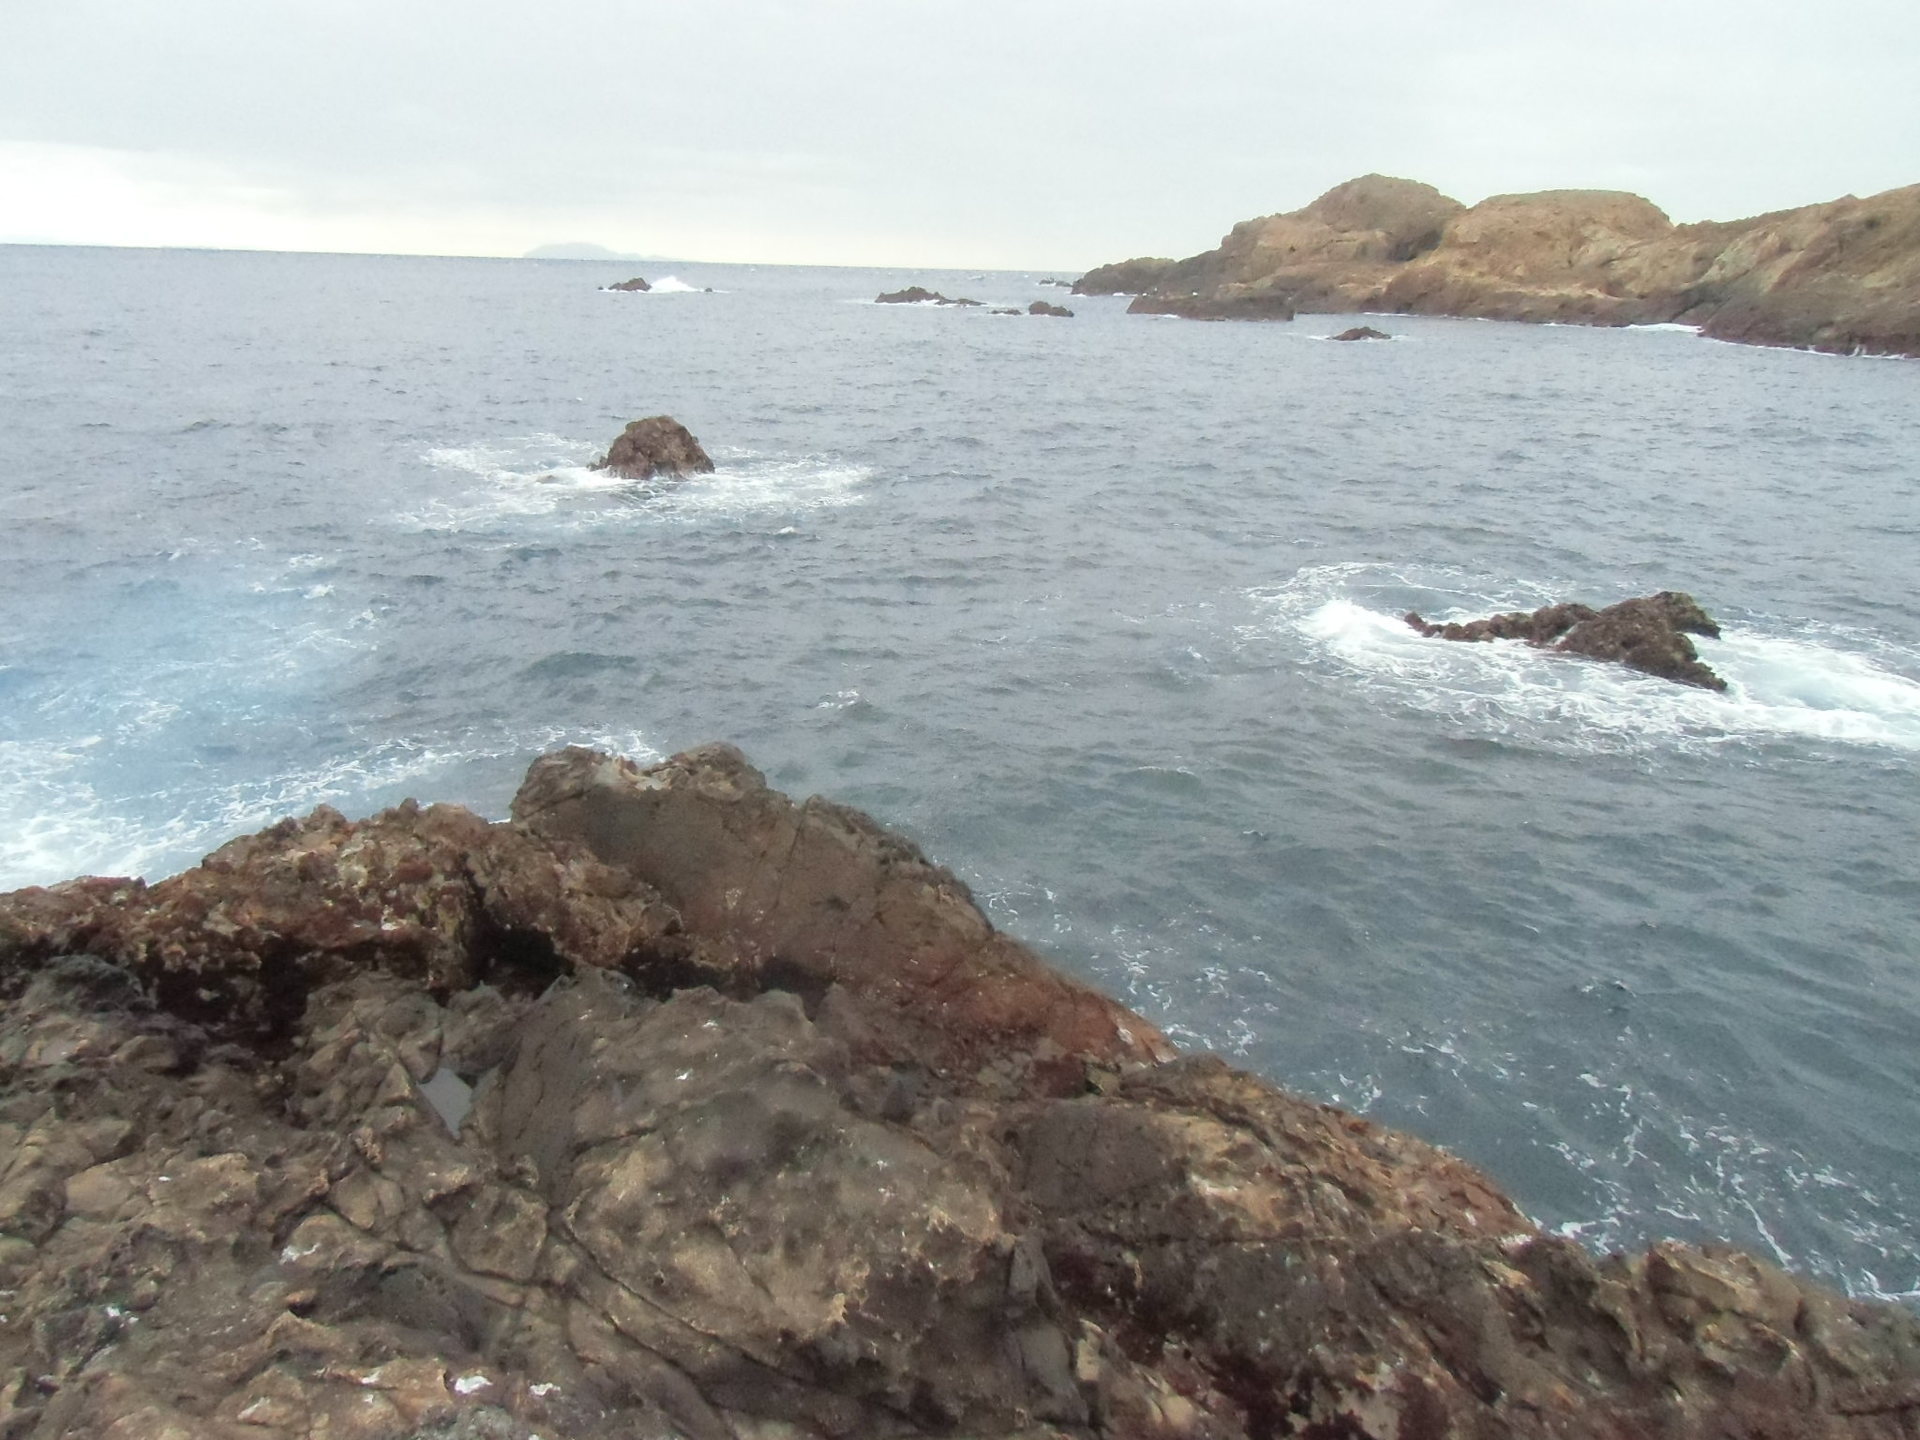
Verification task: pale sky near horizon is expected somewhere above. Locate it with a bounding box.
[3,0,1917,270]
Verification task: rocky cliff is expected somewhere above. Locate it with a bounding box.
[1086,173,1920,356]
[4,744,1919,1439]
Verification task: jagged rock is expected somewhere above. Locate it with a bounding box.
[1405,590,1727,689]
[1088,173,1920,355]
[3,743,1917,1438]
[1331,325,1392,340]
[603,276,651,292]
[1028,301,1074,318]
[1071,256,1177,295]
[591,416,715,482]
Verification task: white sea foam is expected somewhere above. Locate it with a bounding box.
[408,438,870,532]
[1247,564,1920,755]
[647,275,707,293]
[0,722,662,892]
[1625,322,1704,334]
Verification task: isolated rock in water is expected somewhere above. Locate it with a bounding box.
[1038,277,1073,288]
[1072,255,1177,294]
[1332,324,1392,340]
[1028,300,1074,317]
[7,742,1920,1437]
[990,306,1023,315]
[592,415,715,481]
[603,276,651,291]
[1405,590,1727,689]
[875,286,945,304]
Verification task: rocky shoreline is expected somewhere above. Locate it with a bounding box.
[1076,173,1920,357]
[4,745,1919,1438]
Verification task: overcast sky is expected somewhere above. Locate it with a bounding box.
[3,0,1917,269]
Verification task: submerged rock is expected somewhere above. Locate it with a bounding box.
[2,742,1914,1438]
[591,415,715,481]
[603,276,651,292]
[1405,590,1727,689]
[1332,324,1392,340]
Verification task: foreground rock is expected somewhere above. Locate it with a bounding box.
[1087,172,1920,355]
[1405,590,1728,689]
[592,415,715,481]
[4,743,1916,1438]
[603,276,651,292]
[1332,325,1392,341]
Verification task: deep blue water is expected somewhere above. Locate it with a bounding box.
[3,244,1919,1298]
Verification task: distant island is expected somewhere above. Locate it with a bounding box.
[1076,174,1920,357]
[522,241,667,262]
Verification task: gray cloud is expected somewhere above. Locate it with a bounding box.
[4,0,1916,264]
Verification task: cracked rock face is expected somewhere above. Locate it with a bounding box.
[3,745,1919,1438]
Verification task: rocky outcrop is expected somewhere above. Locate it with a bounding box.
[4,743,1916,1438]
[592,416,715,482]
[1071,257,1177,295]
[1028,301,1074,318]
[875,287,982,307]
[1126,292,1296,321]
[603,276,651,292]
[1332,325,1392,341]
[1087,173,1920,355]
[1405,591,1728,689]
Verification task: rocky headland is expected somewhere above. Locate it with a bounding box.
[1080,173,1920,356]
[3,743,1918,1439]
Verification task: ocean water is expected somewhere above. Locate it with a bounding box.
[3,244,1918,1299]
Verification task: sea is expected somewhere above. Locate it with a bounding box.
[3,244,1918,1301]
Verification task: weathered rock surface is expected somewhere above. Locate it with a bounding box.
[1087,172,1920,355]
[1332,325,1392,341]
[604,276,651,292]
[4,742,1916,1438]
[1071,257,1178,295]
[592,415,715,482]
[1406,591,1728,689]
[1028,301,1074,318]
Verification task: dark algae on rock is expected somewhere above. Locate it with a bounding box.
[3,744,1918,1438]
[1085,172,1920,356]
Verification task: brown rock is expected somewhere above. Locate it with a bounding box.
[875,286,944,304]
[1071,256,1177,295]
[590,415,715,482]
[603,276,650,292]
[3,744,1917,1438]
[1331,325,1392,340]
[1027,301,1074,318]
[1093,173,1920,354]
[1406,590,1727,689]
[1127,291,1296,321]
